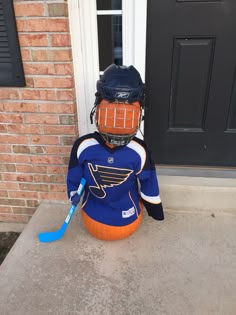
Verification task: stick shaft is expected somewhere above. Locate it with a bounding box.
[38,178,86,243]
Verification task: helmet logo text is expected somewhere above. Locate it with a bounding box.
[115,92,130,99]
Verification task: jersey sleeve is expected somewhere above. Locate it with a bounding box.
[136,142,164,221]
[67,138,84,198]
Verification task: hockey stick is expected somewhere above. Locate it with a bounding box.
[38,177,86,243]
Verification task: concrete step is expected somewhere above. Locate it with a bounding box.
[157,167,236,214]
[0,202,236,314]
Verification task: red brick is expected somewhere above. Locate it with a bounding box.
[49,184,66,192]
[12,145,30,154]
[0,113,23,123]
[0,124,7,132]
[16,164,32,173]
[16,19,25,32]
[25,113,59,124]
[34,77,73,88]
[31,155,63,164]
[0,164,16,172]
[30,146,44,154]
[19,34,48,47]
[39,103,74,114]
[54,63,73,75]
[0,89,19,100]
[0,213,30,223]
[0,206,12,214]
[60,136,76,146]
[26,200,40,207]
[2,173,33,182]
[14,3,45,17]
[43,125,76,135]
[31,135,60,145]
[31,166,47,173]
[25,19,69,32]
[0,191,8,198]
[9,191,39,199]
[0,134,28,144]
[19,183,48,192]
[34,174,65,183]
[0,182,19,190]
[20,89,56,101]
[3,102,38,112]
[58,114,75,125]
[25,77,35,88]
[0,154,31,164]
[57,89,75,101]
[33,174,52,183]
[47,165,67,175]
[16,165,47,174]
[63,156,70,165]
[8,124,41,135]
[20,48,32,61]
[12,207,36,215]
[48,3,68,17]
[23,63,55,75]
[0,145,12,153]
[44,145,71,154]
[50,174,65,183]
[39,192,67,200]
[50,34,71,47]
[0,198,25,206]
[32,49,72,61]
[15,155,32,163]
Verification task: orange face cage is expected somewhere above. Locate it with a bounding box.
[95,99,142,146]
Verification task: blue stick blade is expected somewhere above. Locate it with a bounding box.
[38,178,86,243]
[38,223,67,243]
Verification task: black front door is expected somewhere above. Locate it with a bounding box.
[145,0,236,166]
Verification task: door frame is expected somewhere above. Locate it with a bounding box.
[68,0,147,135]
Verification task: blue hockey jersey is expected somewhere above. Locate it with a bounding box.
[67,132,164,227]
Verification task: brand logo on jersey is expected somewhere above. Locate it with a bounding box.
[115,92,130,99]
[88,163,133,198]
[107,157,114,164]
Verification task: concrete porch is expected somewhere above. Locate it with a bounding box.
[1,172,236,315]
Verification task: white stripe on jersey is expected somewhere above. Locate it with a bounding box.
[77,138,99,159]
[127,140,146,174]
[140,191,161,204]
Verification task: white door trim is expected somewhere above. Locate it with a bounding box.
[68,0,147,136]
[122,0,147,82]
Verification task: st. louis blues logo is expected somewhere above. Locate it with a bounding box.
[88,163,133,198]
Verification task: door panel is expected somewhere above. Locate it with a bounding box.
[145,0,236,166]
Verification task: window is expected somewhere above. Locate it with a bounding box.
[0,0,25,87]
[96,0,122,72]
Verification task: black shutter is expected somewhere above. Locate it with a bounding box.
[0,0,25,87]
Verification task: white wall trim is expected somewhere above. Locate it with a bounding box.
[122,0,147,82]
[68,0,99,136]
[122,0,147,138]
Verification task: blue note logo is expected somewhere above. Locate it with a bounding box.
[88,163,133,198]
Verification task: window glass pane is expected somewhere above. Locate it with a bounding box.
[97,15,123,70]
[97,0,122,10]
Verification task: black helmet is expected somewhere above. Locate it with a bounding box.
[95,64,145,107]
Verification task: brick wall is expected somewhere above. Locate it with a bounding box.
[0,0,77,223]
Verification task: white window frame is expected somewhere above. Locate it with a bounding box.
[68,0,147,136]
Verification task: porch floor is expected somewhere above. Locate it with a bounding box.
[0,202,236,314]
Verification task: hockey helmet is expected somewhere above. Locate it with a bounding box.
[91,64,145,146]
[95,64,145,106]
